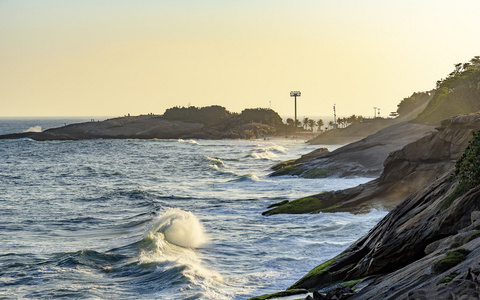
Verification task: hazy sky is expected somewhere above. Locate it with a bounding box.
[1,0,480,118]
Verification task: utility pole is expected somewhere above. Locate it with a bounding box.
[290,91,301,131]
[373,107,377,118]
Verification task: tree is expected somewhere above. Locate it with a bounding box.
[286,118,294,126]
[316,119,324,132]
[303,117,309,130]
[396,91,432,116]
[328,121,334,129]
[308,119,316,131]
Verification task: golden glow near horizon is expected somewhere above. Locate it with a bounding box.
[1,0,480,118]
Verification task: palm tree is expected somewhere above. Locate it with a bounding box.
[328,120,334,129]
[316,119,324,132]
[308,119,316,131]
[303,117,309,130]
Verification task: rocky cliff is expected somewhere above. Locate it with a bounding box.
[264,114,480,215]
[255,113,480,300]
[270,122,435,179]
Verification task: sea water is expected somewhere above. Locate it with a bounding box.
[0,118,387,299]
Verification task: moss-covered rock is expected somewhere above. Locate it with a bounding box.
[262,190,367,216]
[267,200,289,209]
[437,272,459,285]
[303,168,330,178]
[289,257,335,290]
[247,289,308,300]
[269,164,306,177]
[432,248,471,274]
[271,159,297,171]
[262,196,322,215]
[450,230,480,248]
[341,278,365,289]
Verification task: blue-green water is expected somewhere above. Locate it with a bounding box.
[0,119,386,299]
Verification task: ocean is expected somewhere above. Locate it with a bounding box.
[0,118,387,299]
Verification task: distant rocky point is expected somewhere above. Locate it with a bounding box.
[0,107,290,141]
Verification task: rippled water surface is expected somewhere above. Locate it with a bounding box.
[0,119,387,299]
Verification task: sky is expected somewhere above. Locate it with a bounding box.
[1,0,480,119]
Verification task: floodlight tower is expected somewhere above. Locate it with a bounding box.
[374,107,377,118]
[290,91,301,131]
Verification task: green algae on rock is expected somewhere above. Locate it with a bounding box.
[246,289,308,300]
[432,248,471,274]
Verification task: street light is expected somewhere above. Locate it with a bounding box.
[373,107,377,118]
[290,91,301,131]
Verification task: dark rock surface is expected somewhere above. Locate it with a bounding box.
[289,173,480,299]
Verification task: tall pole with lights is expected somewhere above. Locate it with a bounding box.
[290,91,301,131]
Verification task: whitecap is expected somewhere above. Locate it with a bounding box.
[23,125,42,133]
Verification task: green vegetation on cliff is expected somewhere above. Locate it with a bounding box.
[396,91,433,116]
[443,130,480,210]
[415,56,480,124]
[454,130,480,189]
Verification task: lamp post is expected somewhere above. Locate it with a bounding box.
[290,91,301,131]
[373,107,377,118]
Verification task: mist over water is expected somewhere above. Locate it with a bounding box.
[0,119,386,299]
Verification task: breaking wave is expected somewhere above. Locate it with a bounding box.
[177,139,199,145]
[23,126,42,133]
[228,173,259,182]
[137,208,224,298]
[247,144,287,160]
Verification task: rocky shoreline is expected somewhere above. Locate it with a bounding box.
[264,114,480,215]
[253,114,480,300]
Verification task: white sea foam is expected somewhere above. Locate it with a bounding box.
[205,157,226,167]
[139,208,223,297]
[228,173,259,182]
[208,164,220,171]
[178,139,199,145]
[248,151,278,160]
[23,125,42,133]
[149,208,206,248]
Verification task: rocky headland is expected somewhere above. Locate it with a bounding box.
[0,107,287,141]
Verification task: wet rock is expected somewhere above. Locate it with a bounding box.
[313,290,325,299]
